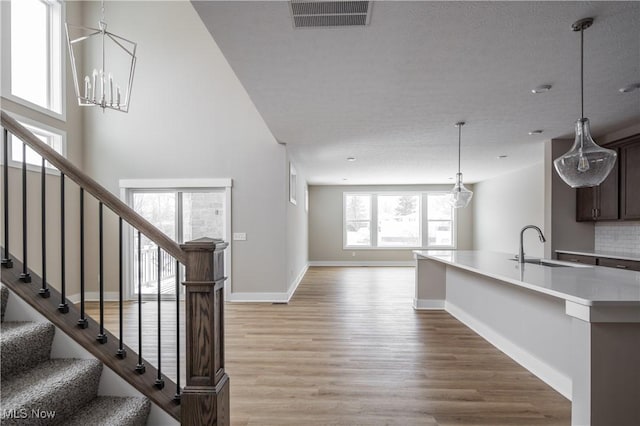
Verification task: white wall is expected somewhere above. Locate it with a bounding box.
[80,1,290,296]
[285,154,308,295]
[473,162,547,258]
[309,184,473,263]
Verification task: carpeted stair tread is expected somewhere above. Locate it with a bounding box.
[63,396,151,426]
[1,284,8,322]
[1,321,55,377]
[1,358,103,426]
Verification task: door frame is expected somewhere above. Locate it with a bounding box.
[119,178,233,301]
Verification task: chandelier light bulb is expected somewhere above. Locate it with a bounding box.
[577,153,590,172]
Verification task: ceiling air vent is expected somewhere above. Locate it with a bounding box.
[290,1,372,28]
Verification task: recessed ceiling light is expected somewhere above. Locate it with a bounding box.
[448,177,454,180]
[619,83,640,93]
[497,155,508,159]
[528,130,544,135]
[531,84,552,94]
[342,178,348,181]
[346,157,356,162]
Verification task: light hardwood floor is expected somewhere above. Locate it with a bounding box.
[86,266,570,425]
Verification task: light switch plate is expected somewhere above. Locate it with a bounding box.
[233,232,247,241]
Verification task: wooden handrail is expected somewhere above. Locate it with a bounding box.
[1,110,187,264]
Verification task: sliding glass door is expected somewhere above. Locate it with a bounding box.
[130,189,226,299]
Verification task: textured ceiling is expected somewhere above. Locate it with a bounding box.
[192,1,640,185]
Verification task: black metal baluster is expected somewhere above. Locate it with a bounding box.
[39,158,49,298]
[174,259,181,402]
[116,217,126,359]
[58,174,68,313]
[19,143,30,282]
[2,128,13,268]
[97,202,107,343]
[135,230,145,374]
[155,245,164,389]
[77,188,88,328]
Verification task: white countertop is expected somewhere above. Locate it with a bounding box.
[414,250,640,307]
[556,249,640,262]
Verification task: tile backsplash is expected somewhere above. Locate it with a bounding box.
[595,222,640,255]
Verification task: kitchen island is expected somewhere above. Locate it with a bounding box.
[414,250,640,426]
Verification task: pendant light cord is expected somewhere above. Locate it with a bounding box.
[101,0,105,22]
[457,124,462,174]
[580,26,584,120]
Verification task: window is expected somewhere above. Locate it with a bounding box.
[2,0,64,116]
[377,194,420,247]
[345,194,371,246]
[344,192,455,249]
[7,118,65,172]
[426,193,454,247]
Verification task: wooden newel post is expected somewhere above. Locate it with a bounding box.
[180,237,230,426]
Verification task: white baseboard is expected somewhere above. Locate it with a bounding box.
[308,261,414,267]
[227,263,309,303]
[445,301,572,400]
[286,263,308,302]
[226,291,289,303]
[67,292,121,304]
[413,298,445,310]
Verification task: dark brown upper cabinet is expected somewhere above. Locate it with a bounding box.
[576,133,640,222]
[620,138,640,220]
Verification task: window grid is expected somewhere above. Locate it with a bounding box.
[344,192,456,249]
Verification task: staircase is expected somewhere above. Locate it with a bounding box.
[0,284,150,425]
[1,110,230,425]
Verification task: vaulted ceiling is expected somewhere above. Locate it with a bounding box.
[192,1,640,184]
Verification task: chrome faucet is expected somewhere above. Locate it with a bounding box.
[519,225,546,264]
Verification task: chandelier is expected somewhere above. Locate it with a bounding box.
[449,122,473,209]
[553,17,617,188]
[66,0,137,112]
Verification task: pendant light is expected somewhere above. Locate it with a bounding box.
[66,0,137,112]
[449,121,473,209]
[553,17,616,188]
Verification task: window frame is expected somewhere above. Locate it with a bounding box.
[120,178,233,301]
[3,113,66,176]
[343,192,373,248]
[1,0,66,120]
[343,191,457,250]
[423,192,457,249]
[376,192,422,248]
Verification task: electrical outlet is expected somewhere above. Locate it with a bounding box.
[233,233,247,241]
[352,252,356,257]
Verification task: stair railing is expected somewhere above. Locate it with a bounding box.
[1,110,229,425]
